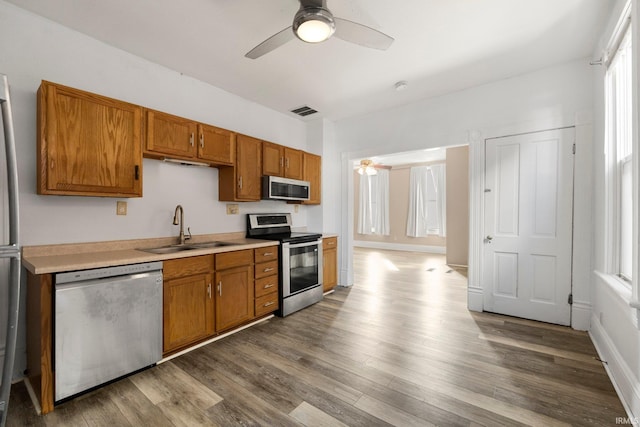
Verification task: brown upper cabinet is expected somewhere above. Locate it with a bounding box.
[219,134,262,201]
[145,109,234,167]
[262,141,303,180]
[37,81,143,197]
[198,123,235,165]
[302,152,321,205]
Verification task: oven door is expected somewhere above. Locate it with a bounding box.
[281,239,323,297]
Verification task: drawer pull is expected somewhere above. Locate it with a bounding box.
[264,283,274,289]
[264,267,274,273]
[263,252,273,256]
[263,301,275,307]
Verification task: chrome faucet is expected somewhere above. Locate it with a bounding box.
[172,205,191,245]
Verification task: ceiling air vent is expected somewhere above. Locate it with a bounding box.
[290,105,318,117]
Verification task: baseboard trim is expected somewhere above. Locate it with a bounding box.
[467,287,483,312]
[571,300,591,331]
[353,241,446,254]
[589,314,640,422]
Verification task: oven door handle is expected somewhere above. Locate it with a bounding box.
[282,239,322,249]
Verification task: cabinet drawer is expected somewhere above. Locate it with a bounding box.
[323,237,337,250]
[255,294,278,317]
[163,255,213,280]
[254,246,278,263]
[215,249,253,270]
[255,261,278,279]
[255,276,278,298]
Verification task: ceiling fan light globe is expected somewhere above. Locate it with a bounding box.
[366,167,377,175]
[293,7,335,43]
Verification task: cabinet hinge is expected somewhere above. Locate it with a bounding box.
[572,143,576,154]
[568,293,573,305]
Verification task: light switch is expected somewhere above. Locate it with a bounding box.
[226,204,239,215]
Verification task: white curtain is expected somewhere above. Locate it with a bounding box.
[357,169,390,235]
[430,164,446,237]
[357,172,372,234]
[406,165,446,237]
[372,169,390,235]
[406,166,430,237]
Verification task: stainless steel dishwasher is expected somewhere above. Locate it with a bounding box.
[54,261,163,402]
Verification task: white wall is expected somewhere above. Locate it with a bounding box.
[0,0,310,380]
[329,58,595,293]
[0,1,309,247]
[589,0,640,418]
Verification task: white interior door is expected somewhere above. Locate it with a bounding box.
[483,128,574,325]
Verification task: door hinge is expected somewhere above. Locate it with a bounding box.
[568,293,573,305]
[572,143,576,154]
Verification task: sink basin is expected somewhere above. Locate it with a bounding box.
[139,241,238,254]
[139,245,194,254]
[188,241,237,249]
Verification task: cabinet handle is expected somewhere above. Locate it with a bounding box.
[286,158,290,168]
[264,301,275,307]
[207,283,211,299]
[264,267,274,273]
[238,176,243,189]
[189,133,194,147]
[200,133,204,148]
[50,160,55,169]
[263,252,273,256]
[218,281,222,296]
[280,157,284,168]
[264,283,274,289]
[134,165,140,180]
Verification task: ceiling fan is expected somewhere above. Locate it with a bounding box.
[245,0,394,59]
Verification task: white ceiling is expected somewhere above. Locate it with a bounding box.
[8,0,614,121]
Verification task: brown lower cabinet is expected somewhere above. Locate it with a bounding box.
[162,255,215,353]
[323,236,338,292]
[214,250,255,332]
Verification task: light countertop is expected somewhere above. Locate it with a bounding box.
[22,233,279,275]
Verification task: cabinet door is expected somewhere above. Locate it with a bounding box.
[198,124,235,166]
[146,109,197,158]
[236,134,262,201]
[284,148,303,180]
[37,81,143,197]
[163,273,214,353]
[262,141,283,176]
[215,265,254,332]
[302,152,321,205]
[323,237,338,292]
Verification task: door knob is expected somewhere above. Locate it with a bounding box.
[485,235,493,243]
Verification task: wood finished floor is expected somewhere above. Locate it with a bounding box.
[8,248,626,426]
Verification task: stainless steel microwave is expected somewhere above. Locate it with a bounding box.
[262,176,310,201]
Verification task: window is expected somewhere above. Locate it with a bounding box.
[406,165,446,237]
[357,169,390,235]
[605,21,633,282]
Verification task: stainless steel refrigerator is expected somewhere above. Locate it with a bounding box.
[0,74,20,427]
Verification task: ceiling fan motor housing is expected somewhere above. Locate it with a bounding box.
[293,5,336,43]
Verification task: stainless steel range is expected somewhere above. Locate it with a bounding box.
[247,213,323,316]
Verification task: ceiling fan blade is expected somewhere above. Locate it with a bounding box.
[333,17,394,50]
[245,26,295,59]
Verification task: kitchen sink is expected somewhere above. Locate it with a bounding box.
[139,241,238,254]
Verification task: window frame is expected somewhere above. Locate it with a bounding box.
[604,10,634,289]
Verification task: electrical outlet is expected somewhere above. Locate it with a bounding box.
[116,201,127,216]
[226,204,239,215]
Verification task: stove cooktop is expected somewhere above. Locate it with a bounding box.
[246,213,322,243]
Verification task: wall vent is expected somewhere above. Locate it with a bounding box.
[290,105,318,117]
